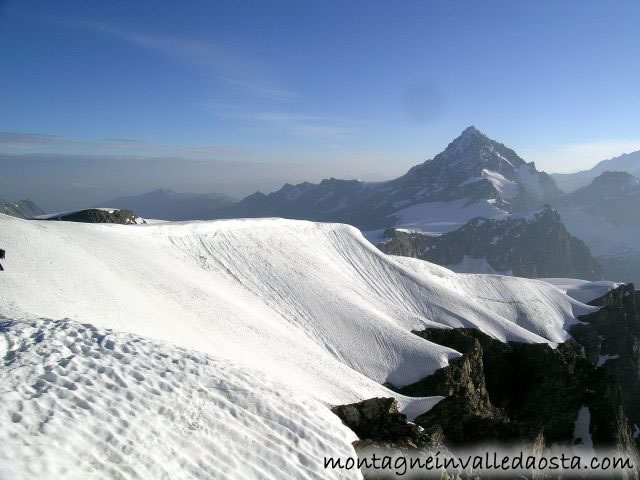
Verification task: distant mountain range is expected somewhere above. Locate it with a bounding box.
[379,205,602,280]
[101,188,237,220]
[556,170,640,228]
[5,127,639,284]
[552,150,640,193]
[212,126,639,283]
[215,126,560,233]
[553,170,640,283]
[0,198,44,218]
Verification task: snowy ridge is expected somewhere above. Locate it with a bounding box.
[0,214,600,478]
[541,278,622,304]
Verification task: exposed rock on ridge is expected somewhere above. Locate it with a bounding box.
[332,284,640,478]
[41,208,145,224]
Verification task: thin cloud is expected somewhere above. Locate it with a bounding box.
[102,137,141,144]
[33,15,298,101]
[212,108,353,139]
[218,77,299,101]
[0,131,243,158]
[0,131,62,147]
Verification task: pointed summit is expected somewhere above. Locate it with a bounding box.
[460,125,483,137]
[433,126,526,173]
[450,125,493,147]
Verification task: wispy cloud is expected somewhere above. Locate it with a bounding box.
[0,130,243,159]
[102,137,141,144]
[36,15,298,101]
[0,132,62,147]
[209,106,353,139]
[217,77,299,101]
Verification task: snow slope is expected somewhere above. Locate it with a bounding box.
[389,198,510,235]
[0,214,599,478]
[541,278,622,304]
[0,317,357,480]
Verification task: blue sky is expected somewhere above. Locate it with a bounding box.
[1,0,639,192]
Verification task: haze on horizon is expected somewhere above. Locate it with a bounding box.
[1,0,639,211]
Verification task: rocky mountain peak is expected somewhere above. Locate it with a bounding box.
[217,126,561,228]
[459,124,483,138]
[434,126,526,174]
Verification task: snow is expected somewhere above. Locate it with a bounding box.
[389,199,510,235]
[0,317,358,480]
[518,164,545,199]
[0,214,601,478]
[457,169,518,200]
[541,278,622,304]
[573,406,594,452]
[597,354,620,367]
[480,169,518,200]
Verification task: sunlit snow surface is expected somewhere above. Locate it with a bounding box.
[0,317,358,480]
[390,199,509,234]
[0,214,601,478]
[541,278,622,304]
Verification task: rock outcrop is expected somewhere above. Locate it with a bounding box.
[570,283,640,448]
[42,208,145,224]
[331,398,428,449]
[332,284,640,478]
[396,328,633,451]
[379,206,602,280]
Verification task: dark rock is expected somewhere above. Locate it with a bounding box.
[43,208,145,224]
[379,206,602,280]
[389,329,608,447]
[380,285,640,454]
[570,284,640,449]
[331,397,428,449]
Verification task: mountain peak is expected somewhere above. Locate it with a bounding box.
[447,126,495,152]
[434,126,525,171]
[460,125,483,137]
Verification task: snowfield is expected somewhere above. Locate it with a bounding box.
[388,198,509,235]
[0,214,603,478]
[0,317,357,480]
